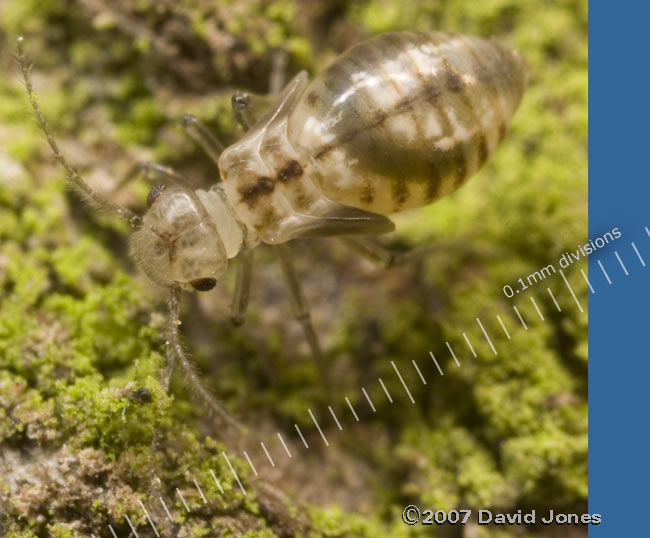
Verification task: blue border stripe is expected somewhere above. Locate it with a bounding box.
[590,3,650,534]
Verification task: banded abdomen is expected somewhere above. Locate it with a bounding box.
[287,31,526,215]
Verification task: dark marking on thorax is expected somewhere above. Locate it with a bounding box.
[277,159,304,182]
[239,176,275,207]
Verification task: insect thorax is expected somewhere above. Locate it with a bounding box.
[217,75,335,245]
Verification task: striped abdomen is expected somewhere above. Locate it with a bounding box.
[287,31,526,214]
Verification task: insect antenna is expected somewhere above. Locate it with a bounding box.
[166,285,245,433]
[16,37,141,227]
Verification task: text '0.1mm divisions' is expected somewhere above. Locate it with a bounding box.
[502,227,622,298]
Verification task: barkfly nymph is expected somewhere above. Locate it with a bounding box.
[17,31,525,427]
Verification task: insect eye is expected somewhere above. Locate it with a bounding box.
[190,278,217,291]
[146,184,167,208]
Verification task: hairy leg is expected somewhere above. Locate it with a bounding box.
[17,38,141,226]
[276,243,331,397]
[166,284,244,432]
[230,249,254,327]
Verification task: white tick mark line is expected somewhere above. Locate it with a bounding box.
[277,432,293,457]
[597,260,612,285]
[476,318,498,355]
[176,488,190,512]
[412,360,427,384]
[125,515,141,538]
[243,451,258,476]
[159,496,174,521]
[345,396,360,421]
[308,408,330,446]
[646,226,650,238]
[209,469,225,494]
[446,342,461,366]
[260,441,276,467]
[137,499,160,536]
[295,424,310,448]
[496,315,511,339]
[108,525,119,538]
[462,333,477,357]
[559,269,585,312]
[391,360,415,404]
[328,405,343,430]
[530,297,544,321]
[222,452,247,495]
[429,351,444,375]
[192,478,207,504]
[631,241,646,267]
[362,387,377,412]
[378,378,393,403]
[614,251,629,275]
[513,305,528,330]
[547,288,562,312]
[580,268,595,294]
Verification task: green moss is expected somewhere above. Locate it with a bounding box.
[0,0,586,535]
[47,522,76,538]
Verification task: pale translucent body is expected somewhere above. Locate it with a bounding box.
[134,31,526,288]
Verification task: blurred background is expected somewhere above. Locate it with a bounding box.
[0,1,587,536]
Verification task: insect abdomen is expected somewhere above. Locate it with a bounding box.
[288,31,526,215]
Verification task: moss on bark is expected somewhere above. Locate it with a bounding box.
[0,0,587,536]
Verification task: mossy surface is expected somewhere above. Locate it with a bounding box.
[0,0,587,536]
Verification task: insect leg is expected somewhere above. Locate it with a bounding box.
[230,91,284,131]
[232,70,309,133]
[341,236,479,269]
[340,237,403,269]
[276,243,331,396]
[230,48,287,132]
[113,162,189,193]
[17,38,141,227]
[231,93,259,132]
[230,50,288,131]
[166,284,244,432]
[181,114,226,167]
[230,248,254,326]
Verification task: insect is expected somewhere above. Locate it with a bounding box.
[17,30,525,427]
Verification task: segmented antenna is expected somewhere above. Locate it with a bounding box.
[16,37,141,226]
[167,285,245,433]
